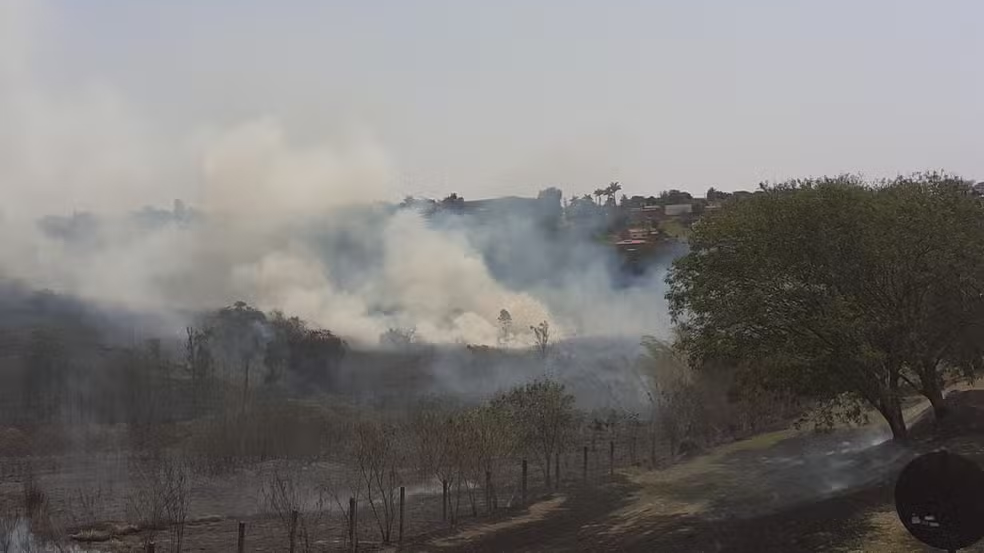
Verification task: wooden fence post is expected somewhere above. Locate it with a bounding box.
[289,510,298,553]
[609,441,615,476]
[651,431,657,469]
[555,453,560,489]
[399,486,405,544]
[485,471,492,514]
[521,459,528,504]
[583,446,588,483]
[349,497,356,551]
[237,521,245,553]
[442,480,448,522]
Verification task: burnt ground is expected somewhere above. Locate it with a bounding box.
[4,390,984,552]
[427,390,984,552]
[422,477,892,553]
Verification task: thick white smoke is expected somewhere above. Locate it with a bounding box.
[0,0,562,345]
[0,0,675,348]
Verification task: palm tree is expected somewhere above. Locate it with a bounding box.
[603,182,621,206]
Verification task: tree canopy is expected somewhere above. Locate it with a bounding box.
[667,173,984,440]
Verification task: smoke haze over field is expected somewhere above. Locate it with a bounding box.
[0,0,676,349]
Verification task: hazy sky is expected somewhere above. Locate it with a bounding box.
[12,0,984,201]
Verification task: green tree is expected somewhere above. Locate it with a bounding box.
[265,311,346,388]
[667,173,984,440]
[870,175,984,417]
[603,182,622,206]
[658,189,693,205]
[440,193,465,212]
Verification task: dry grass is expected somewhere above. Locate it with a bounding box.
[431,495,568,548]
[609,427,801,533]
[851,508,928,552]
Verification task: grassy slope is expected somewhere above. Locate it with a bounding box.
[609,383,984,551]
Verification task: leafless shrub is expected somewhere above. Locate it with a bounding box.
[408,398,463,525]
[492,378,576,489]
[261,463,330,553]
[530,321,551,359]
[66,484,111,531]
[15,470,66,551]
[321,466,361,550]
[22,473,47,522]
[0,515,17,553]
[353,419,406,543]
[640,336,807,458]
[127,455,190,552]
[457,404,516,513]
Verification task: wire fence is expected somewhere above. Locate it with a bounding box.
[0,388,666,553]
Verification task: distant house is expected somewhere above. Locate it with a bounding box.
[624,227,660,241]
[462,196,556,220]
[973,182,984,196]
[664,203,693,216]
[628,205,665,225]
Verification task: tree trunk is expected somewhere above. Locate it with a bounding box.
[544,457,552,489]
[919,364,949,419]
[241,360,250,415]
[882,397,908,441]
[924,383,948,419]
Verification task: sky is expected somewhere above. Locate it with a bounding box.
[6,0,984,205]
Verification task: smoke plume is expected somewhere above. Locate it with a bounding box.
[0,0,675,354]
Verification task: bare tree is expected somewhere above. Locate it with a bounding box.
[460,404,516,512]
[321,466,362,550]
[185,326,214,415]
[379,327,417,349]
[353,419,405,543]
[493,379,576,489]
[497,310,513,346]
[530,321,550,360]
[409,399,465,526]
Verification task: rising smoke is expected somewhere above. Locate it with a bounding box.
[0,0,676,359]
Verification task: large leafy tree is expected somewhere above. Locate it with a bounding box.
[871,175,984,417]
[667,173,984,440]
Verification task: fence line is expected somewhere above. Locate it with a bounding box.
[3,433,659,552]
[132,438,645,551]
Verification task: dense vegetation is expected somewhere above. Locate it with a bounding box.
[668,173,984,440]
